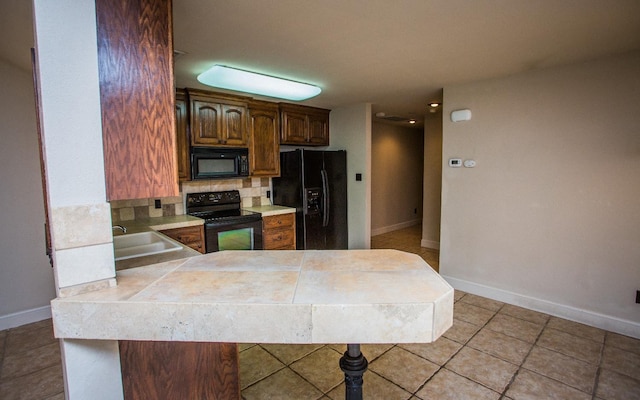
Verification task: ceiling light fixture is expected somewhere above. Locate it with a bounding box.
[409,119,416,124]
[197,65,322,101]
[429,102,440,108]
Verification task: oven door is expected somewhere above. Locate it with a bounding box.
[204,219,263,253]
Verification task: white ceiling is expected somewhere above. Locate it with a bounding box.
[3,1,640,123]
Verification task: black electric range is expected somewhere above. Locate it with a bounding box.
[186,190,262,252]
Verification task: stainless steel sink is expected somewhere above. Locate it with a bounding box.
[113,231,182,261]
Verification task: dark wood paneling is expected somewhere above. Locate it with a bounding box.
[120,341,240,400]
[96,0,178,200]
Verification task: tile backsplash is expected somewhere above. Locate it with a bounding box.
[110,177,271,222]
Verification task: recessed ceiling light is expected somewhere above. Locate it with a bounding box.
[197,65,322,101]
[429,102,440,108]
[409,119,416,124]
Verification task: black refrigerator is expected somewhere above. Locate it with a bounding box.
[272,149,348,250]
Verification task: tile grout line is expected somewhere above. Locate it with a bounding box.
[533,321,609,396]
[501,313,550,398]
[0,328,6,382]
[410,294,506,399]
[245,344,334,398]
[591,331,608,400]
[500,315,607,398]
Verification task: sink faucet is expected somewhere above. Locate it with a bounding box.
[112,225,127,234]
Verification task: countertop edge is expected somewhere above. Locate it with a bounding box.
[243,205,296,217]
[52,249,455,344]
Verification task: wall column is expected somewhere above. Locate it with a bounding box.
[32,0,123,397]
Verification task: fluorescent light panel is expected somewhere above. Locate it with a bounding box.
[197,65,321,101]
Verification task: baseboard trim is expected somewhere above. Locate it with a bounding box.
[0,305,52,331]
[442,275,640,339]
[371,219,420,237]
[421,239,440,250]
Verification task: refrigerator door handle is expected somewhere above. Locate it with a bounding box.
[321,169,330,227]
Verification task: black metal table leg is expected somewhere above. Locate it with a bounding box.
[339,344,368,400]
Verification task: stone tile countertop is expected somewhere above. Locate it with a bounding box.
[242,204,296,216]
[51,250,453,344]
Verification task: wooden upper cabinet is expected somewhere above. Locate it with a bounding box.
[175,89,190,181]
[279,103,330,146]
[307,111,330,145]
[191,99,221,145]
[188,89,250,147]
[280,109,307,144]
[96,0,178,200]
[221,104,247,145]
[249,101,280,177]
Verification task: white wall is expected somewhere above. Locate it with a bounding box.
[371,121,423,235]
[422,111,443,250]
[329,103,371,249]
[0,59,56,329]
[440,51,640,338]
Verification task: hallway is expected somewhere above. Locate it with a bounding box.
[371,224,439,271]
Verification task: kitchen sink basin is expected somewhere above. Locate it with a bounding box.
[113,231,182,261]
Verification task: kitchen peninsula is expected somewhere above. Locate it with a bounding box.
[51,249,453,399]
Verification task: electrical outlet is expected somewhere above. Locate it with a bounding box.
[154,199,161,209]
[636,290,640,304]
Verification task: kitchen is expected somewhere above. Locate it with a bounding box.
[23,1,451,398]
[1,0,635,398]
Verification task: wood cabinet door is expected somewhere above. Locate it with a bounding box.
[96,0,178,200]
[221,103,248,146]
[280,109,308,144]
[175,89,190,181]
[249,103,280,176]
[262,213,296,250]
[191,99,223,146]
[160,225,205,254]
[307,111,329,145]
[120,341,240,400]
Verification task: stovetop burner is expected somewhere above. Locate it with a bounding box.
[186,190,261,224]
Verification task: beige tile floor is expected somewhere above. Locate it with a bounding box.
[2,225,639,399]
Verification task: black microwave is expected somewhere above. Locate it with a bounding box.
[191,147,250,180]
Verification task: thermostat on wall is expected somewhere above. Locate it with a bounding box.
[449,158,462,167]
[463,159,476,168]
